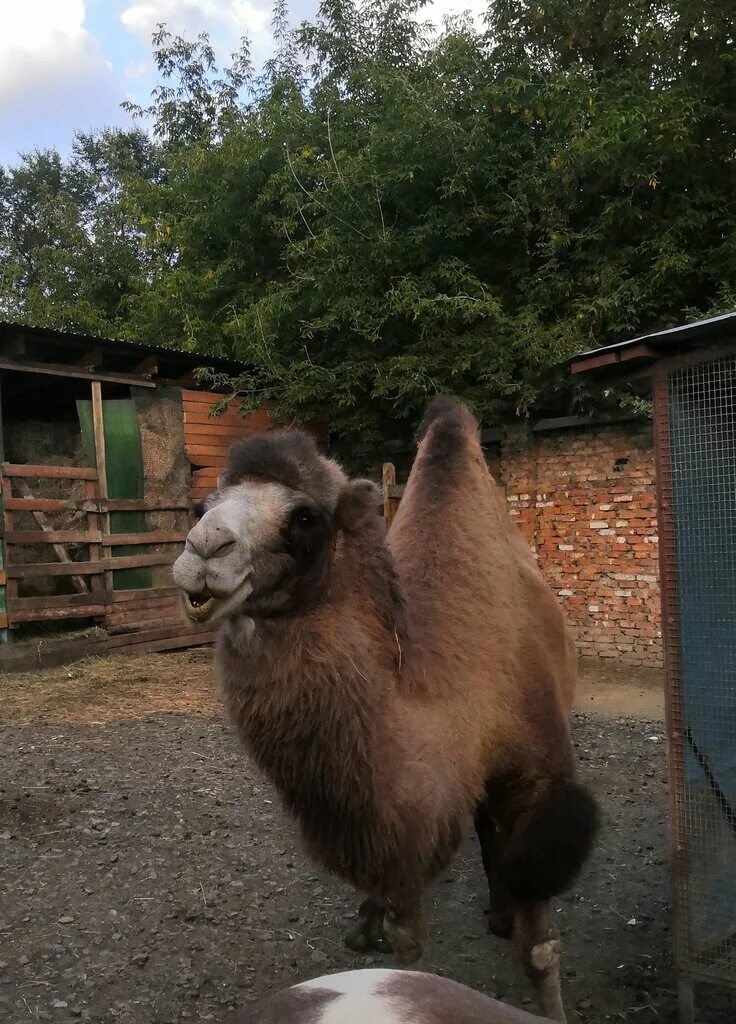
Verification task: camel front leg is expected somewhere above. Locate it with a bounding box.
[474,801,514,939]
[383,888,426,965]
[344,897,392,954]
[513,901,566,1024]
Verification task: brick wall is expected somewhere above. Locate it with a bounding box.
[499,421,662,667]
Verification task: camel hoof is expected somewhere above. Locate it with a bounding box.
[344,927,371,953]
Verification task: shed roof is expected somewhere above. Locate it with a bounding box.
[0,320,247,389]
[569,310,736,378]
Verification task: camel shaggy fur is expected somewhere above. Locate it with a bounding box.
[173,397,598,1022]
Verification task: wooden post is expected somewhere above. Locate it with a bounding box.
[91,382,113,592]
[382,462,397,528]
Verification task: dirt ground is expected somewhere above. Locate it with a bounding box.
[0,651,733,1024]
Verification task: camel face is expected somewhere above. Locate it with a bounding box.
[173,477,335,625]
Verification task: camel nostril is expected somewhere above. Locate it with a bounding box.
[211,539,237,558]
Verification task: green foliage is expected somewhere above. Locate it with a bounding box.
[2,1,735,440]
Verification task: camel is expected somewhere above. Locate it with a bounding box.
[235,968,554,1023]
[173,396,598,1023]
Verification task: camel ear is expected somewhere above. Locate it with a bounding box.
[334,479,381,533]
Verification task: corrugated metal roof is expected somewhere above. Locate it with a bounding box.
[569,310,736,368]
[0,320,247,372]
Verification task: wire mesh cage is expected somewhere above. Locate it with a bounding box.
[654,353,736,1020]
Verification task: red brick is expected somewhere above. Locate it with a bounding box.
[500,422,661,668]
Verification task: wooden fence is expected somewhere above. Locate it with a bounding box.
[0,382,215,669]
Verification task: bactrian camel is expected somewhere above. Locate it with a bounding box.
[173,397,598,1022]
[235,968,553,1023]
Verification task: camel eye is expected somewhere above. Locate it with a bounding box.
[292,506,317,530]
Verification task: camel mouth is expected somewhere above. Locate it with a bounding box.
[181,576,254,625]
[183,592,218,623]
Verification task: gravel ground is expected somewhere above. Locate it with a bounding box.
[0,655,733,1024]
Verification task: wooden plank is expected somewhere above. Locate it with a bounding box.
[95,499,190,512]
[108,585,179,604]
[108,609,179,629]
[0,634,109,672]
[4,497,192,513]
[103,552,177,571]
[181,422,251,439]
[106,594,180,613]
[7,561,104,579]
[108,611,181,634]
[6,530,102,545]
[183,415,252,430]
[387,483,405,499]
[0,570,5,585]
[6,497,69,512]
[9,591,112,611]
[0,357,157,388]
[6,551,177,579]
[105,622,211,650]
[184,432,239,447]
[103,531,187,546]
[9,604,105,624]
[181,390,229,406]
[1,463,98,480]
[119,632,216,655]
[184,444,233,458]
[0,612,7,629]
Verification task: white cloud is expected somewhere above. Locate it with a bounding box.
[121,0,269,52]
[124,61,150,80]
[0,1,108,107]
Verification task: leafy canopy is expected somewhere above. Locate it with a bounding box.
[1,2,735,440]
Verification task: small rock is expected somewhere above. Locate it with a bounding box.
[310,950,327,964]
[58,916,75,925]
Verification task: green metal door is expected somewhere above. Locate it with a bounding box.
[77,397,151,590]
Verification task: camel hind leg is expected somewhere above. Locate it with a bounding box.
[488,776,599,1023]
[513,900,566,1023]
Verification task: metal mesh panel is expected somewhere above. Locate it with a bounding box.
[662,355,736,983]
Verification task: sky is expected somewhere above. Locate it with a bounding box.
[0,0,488,167]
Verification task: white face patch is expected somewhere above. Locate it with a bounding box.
[173,480,293,625]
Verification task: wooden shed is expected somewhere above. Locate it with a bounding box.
[570,311,736,1023]
[0,321,272,672]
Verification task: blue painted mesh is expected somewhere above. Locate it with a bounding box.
[669,355,736,973]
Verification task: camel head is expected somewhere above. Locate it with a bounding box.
[173,430,380,625]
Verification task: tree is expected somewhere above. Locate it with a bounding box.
[2,2,735,441]
[0,130,162,332]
